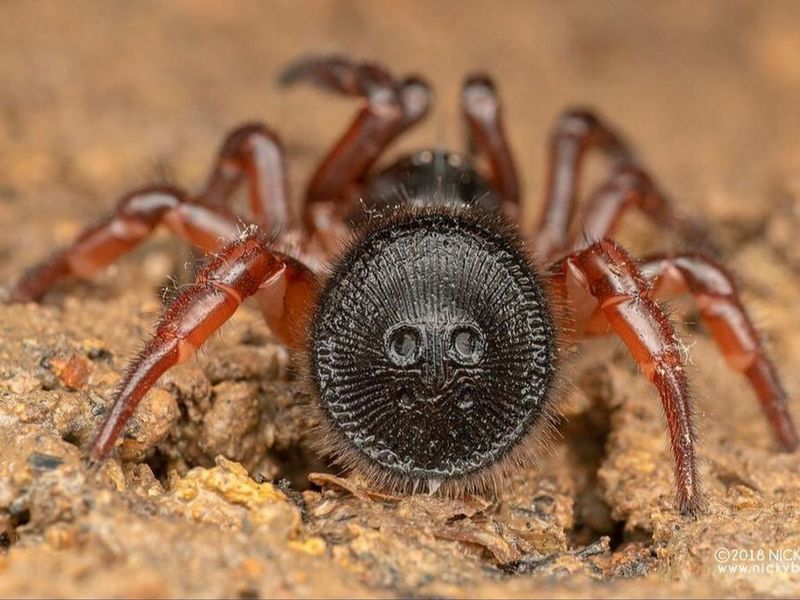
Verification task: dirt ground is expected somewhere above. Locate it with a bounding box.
[1,1,800,597]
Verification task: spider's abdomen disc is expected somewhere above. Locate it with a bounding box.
[309,209,557,489]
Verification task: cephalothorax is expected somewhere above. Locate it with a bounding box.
[8,55,797,514]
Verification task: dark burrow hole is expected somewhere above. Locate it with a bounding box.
[142,434,331,492]
[271,445,331,491]
[564,368,650,553]
[562,404,621,547]
[61,429,83,448]
[0,531,12,550]
[1,514,20,551]
[9,507,30,528]
[2,501,30,550]
[136,365,333,491]
[145,448,172,482]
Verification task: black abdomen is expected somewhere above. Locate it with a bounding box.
[309,209,557,491]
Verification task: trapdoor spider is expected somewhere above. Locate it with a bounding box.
[8,55,798,515]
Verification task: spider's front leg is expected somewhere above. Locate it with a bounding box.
[280,55,432,210]
[460,74,520,211]
[552,239,701,514]
[642,253,798,450]
[90,232,317,460]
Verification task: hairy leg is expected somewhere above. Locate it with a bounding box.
[8,185,240,303]
[534,109,634,259]
[90,231,317,460]
[460,74,520,212]
[552,239,701,514]
[641,253,798,450]
[280,55,432,215]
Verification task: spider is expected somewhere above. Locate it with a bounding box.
[7,55,797,516]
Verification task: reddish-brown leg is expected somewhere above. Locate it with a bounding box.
[280,55,432,211]
[552,240,701,514]
[534,109,634,259]
[198,122,295,232]
[460,74,520,212]
[90,231,317,460]
[569,165,711,253]
[7,185,240,303]
[7,123,299,304]
[641,253,799,451]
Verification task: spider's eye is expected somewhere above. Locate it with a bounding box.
[447,324,486,366]
[385,325,422,366]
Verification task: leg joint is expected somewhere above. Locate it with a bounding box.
[400,76,432,126]
[554,107,602,139]
[220,122,282,160]
[116,185,187,225]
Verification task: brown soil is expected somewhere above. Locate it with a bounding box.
[1,1,800,597]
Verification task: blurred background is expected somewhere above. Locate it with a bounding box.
[1,0,799,277]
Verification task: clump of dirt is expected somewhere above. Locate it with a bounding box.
[2,1,800,597]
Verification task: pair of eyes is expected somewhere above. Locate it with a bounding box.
[385,323,487,367]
